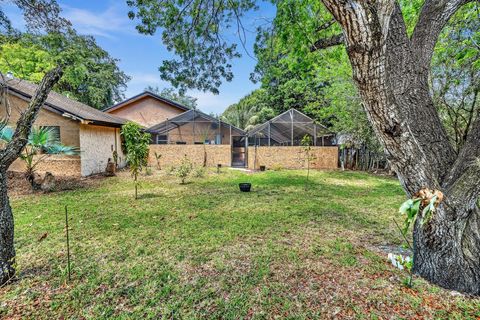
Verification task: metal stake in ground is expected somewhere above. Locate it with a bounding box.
[65,205,71,282]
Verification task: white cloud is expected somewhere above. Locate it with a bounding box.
[62,4,133,38]
[189,90,237,115]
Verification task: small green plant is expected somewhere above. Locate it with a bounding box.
[0,126,78,190]
[271,164,283,171]
[193,166,206,178]
[175,156,192,184]
[145,166,153,176]
[301,135,316,190]
[121,122,151,199]
[154,152,162,169]
[392,189,444,288]
[165,165,175,176]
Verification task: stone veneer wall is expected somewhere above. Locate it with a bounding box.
[79,124,126,176]
[9,155,81,177]
[148,145,232,167]
[247,146,338,170]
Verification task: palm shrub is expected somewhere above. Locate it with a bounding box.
[121,122,151,199]
[0,126,78,189]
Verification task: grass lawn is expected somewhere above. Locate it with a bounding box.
[1,169,479,319]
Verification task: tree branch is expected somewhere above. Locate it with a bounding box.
[0,66,63,169]
[310,33,344,51]
[445,115,480,209]
[411,0,475,70]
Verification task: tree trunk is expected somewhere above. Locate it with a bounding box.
[0,169,15,284]
[320,0,480,294]
[0,67,63,285]
[413,205,480,294]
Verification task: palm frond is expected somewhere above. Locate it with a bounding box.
[0,126,13,142]
[44,144,79,155]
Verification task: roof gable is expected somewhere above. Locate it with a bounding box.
[103,91,191,114]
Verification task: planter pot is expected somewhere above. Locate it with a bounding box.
[239,183,251,192]
[259,165,266,172]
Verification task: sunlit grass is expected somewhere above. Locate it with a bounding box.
[1,169,478,319]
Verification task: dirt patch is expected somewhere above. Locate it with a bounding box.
[7,171,105,197]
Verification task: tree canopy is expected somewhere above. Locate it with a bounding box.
[0,32,130,109]
[145,86,197,109]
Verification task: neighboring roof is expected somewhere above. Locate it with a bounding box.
[247,108,334,142]
[6,78,126,127]
[146,109,245,136]
[103,91,191,113]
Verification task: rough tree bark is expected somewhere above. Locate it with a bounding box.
[0,67,63,285]
[319,0,480,295]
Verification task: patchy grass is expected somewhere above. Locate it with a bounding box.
[1,169,479,319]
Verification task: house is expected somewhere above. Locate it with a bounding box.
[103,91,190,128]
[2,78,126,177]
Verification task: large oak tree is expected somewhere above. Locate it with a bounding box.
[127,0,480,294]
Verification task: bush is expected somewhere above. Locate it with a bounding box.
[271,164,283,171]
[175,156,192,184]
[165,165,175,176]
[193,166,206,178]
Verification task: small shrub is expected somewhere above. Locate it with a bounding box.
[271,164,283,171]
[165,165,175,176]
[145,166,153,176]
[193,166,206,178]
[175,156,192,184]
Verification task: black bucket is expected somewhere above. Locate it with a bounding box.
[239,183,251,192]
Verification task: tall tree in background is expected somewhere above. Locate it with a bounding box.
[127,0,480,294]
[144,85,197,109]
[221,89,274,130]
[0,32,130,109]
[0,0,69,285]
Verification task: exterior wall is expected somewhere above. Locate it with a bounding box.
[162,122,233,145]
[247,146,338,170]
[148,145,338,170]
[107,96,185,128]
[1,94,80,147]
[148,145,231,167]
[8,155,81,177]
[79,124,126,176]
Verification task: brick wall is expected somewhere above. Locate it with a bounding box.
[9,155,81,177]
[247,146,338,170]
[148,145,231,167]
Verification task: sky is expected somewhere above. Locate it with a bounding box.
[4,1,276,114]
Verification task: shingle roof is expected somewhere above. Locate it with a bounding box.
[103,91,191,113]
[6,78,126,127]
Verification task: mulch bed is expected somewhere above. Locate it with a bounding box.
[6,171,104,197]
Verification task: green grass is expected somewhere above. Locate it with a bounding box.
[1,169,479,319]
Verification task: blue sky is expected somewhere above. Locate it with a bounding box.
[6,0,276,114]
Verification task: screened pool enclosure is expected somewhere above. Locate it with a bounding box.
[247,109,336,146]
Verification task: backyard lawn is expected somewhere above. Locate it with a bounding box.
[1,169,479,319]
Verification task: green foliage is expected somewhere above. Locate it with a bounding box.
[192,166,206,178]
[398,198,422,235]
[221,89,274,130]
[431,3,479,152]
[0,126,78,188]
[127,0,258,93]
[145,86,197,109]
[175,156,193,184]
[0,32,130,109]
[121,122,151,198]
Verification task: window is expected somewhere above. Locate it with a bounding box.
[156,135,168,144]
[41,126,61,143]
